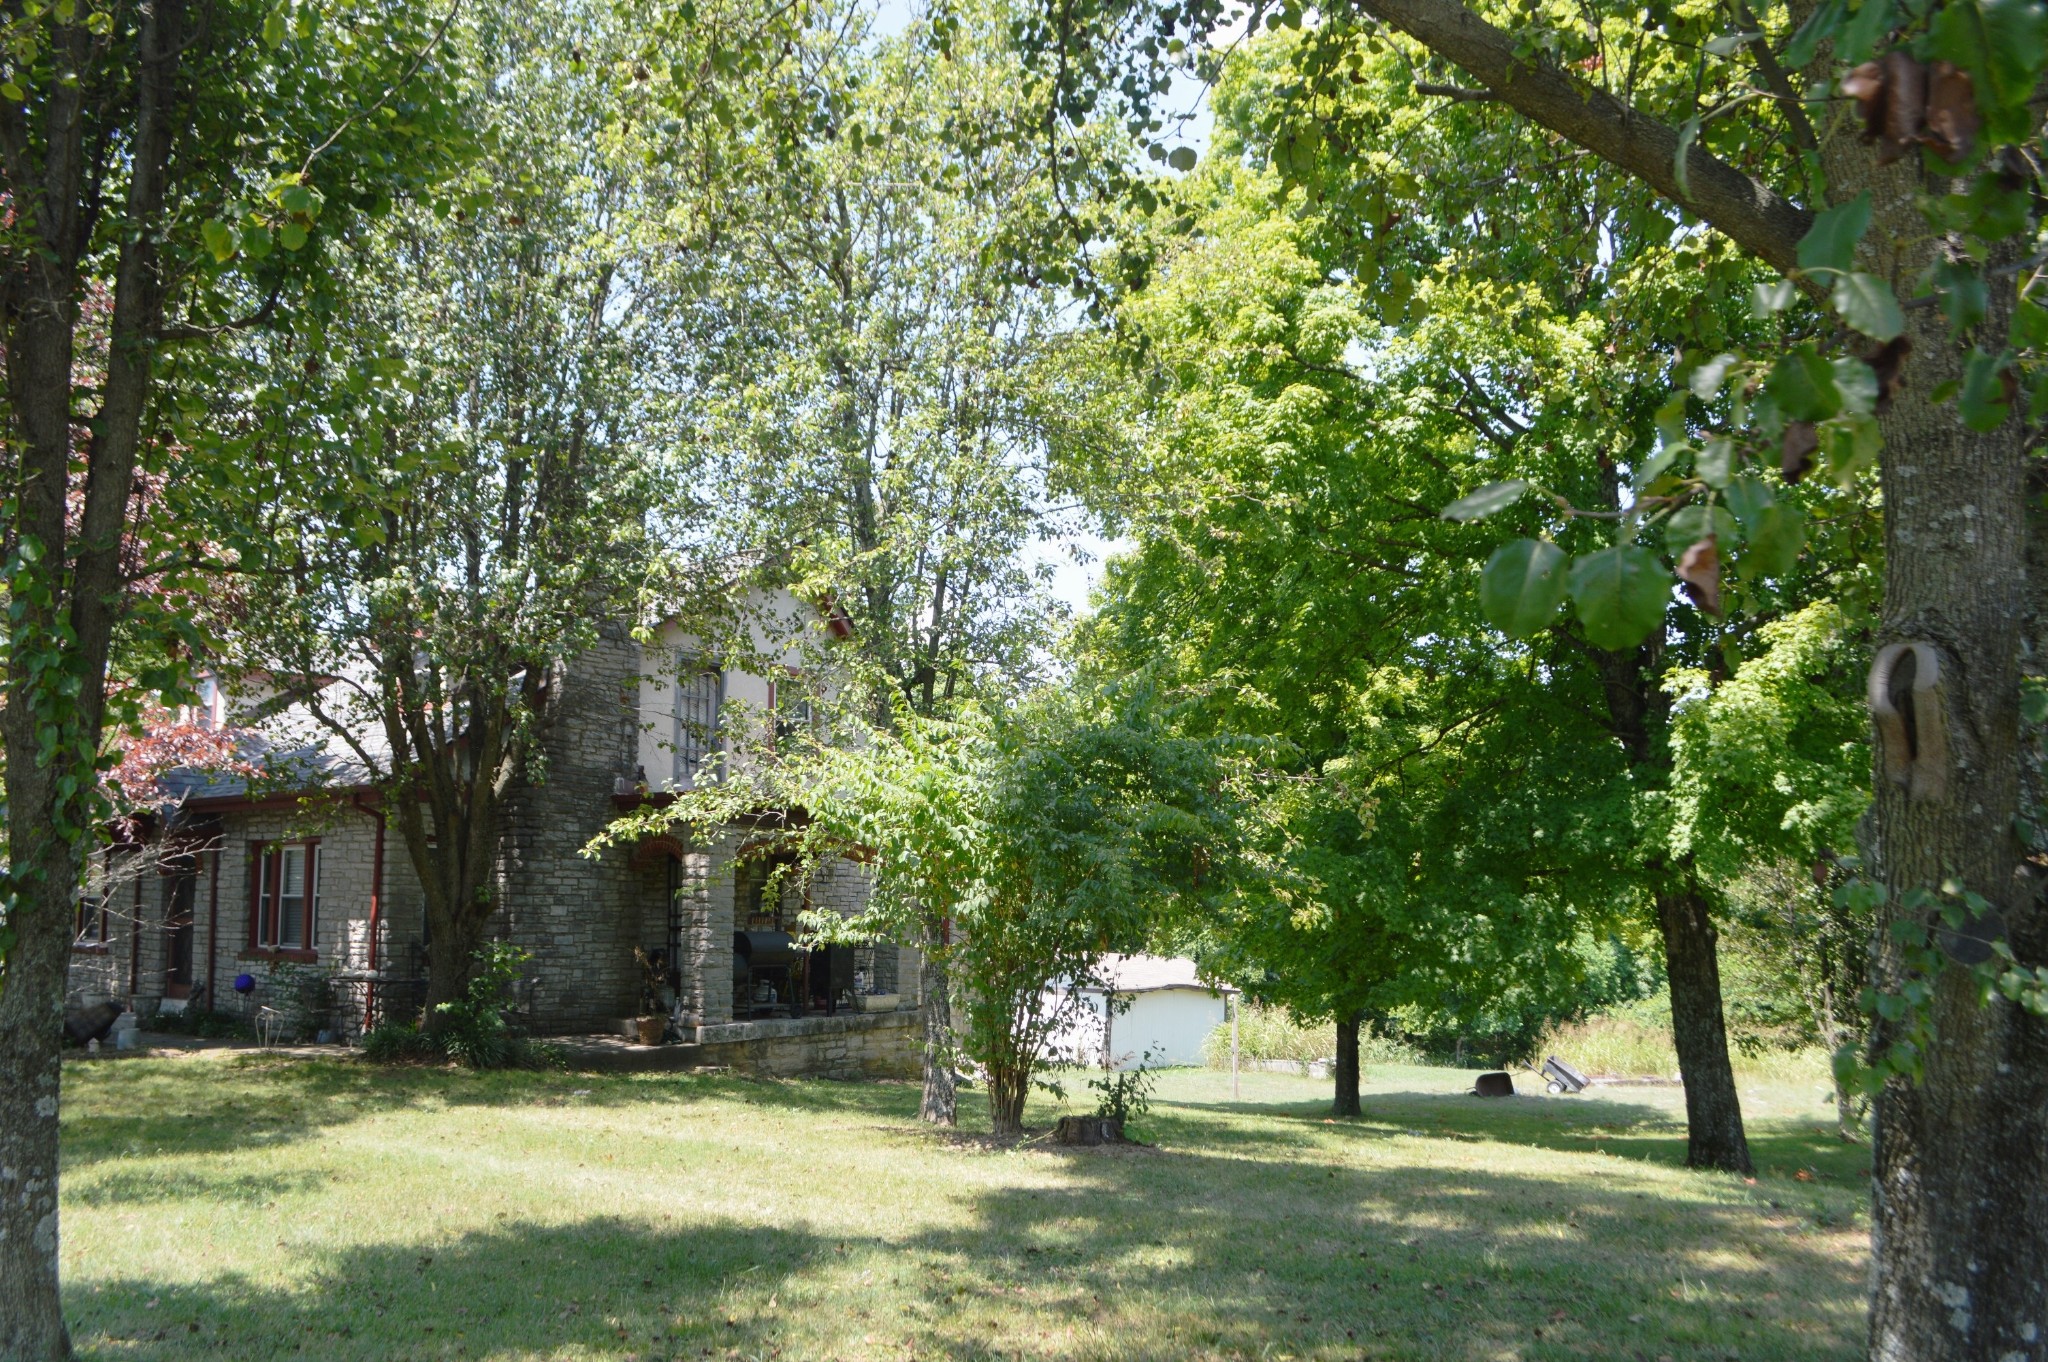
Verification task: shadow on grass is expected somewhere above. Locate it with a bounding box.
[66,1157,1865,1362]
[1154,1089,1869,1189]
[61,1055,928,1174]
[62,1062,1868,1361]
[70,1217,835,1362]
[889,1140,1866,1361]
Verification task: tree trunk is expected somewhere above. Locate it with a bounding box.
[0,832,77,1362]
[1858,189,2046,1359]
[1656,883,1753,1174]
[0,6,182,1354]
[918,932,957,1125]
[420,909,490,1024]
[987,1059,1029,1137]
[1333,1012,1362,1117]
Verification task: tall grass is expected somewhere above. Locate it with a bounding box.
[1200,1003,1426,1069]
[1537,1001,1833,1085]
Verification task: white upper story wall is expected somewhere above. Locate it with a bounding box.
[635,588,849,791]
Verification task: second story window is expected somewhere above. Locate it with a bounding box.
[675,663,722,788]
[770,677,815,748]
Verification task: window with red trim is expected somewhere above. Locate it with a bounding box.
[250,841,318,952]
[74,887,109,946]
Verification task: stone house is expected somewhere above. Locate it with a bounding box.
[67,593,922,1078]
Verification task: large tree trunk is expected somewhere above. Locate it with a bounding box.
[420,908,491,1022]
[1859,176,2046,1358]
[1588,633,1753,1172]
[0,6,182,1354]
[1656,882,1753,1174]
[918,930,957,1126]
[0,834,78,1362]
[1333,1011,1362,1117]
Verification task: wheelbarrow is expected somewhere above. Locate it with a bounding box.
[1528,1055,1588,1095]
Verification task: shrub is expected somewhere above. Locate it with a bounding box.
[431,942,531,1068]
[360,944,553,1070]
[1089,1046,1161,1130]
[361,1022,439,1063]
[149,1007,250,1040]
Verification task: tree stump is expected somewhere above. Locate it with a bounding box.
[1053,1115,1124,1145]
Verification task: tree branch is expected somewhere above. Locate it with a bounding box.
[1414,80,1499,101]
[1363,0,1812,274]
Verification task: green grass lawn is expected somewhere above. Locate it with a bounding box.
[57,1054,1868,1361]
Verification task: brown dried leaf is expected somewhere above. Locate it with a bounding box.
[1842,61,1887,142]
[1782,421,1819,484]
[1921,61,1977,162]
[1878,52,1926,164]
[1866,335,1912,412]
[1677,537,1723,617]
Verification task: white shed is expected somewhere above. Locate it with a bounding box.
[1049,955,1237,1070]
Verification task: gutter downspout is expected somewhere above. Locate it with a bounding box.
[352,793,386,1032]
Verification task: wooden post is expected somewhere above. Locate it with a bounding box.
[1101,990,1114,1071]
[1230,993,1240,1101]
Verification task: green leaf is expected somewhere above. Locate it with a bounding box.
[1831,356,1879,414]
[1633,444,1682,491]
[2014,299,2048,349]
[200,219,239,262]
[1723,475,1775,534]
[1167,146,1198,172]
[263,5,288,46]
[1766,346,1842,421]
[1664,504,1738,554]
[1696,436,1735,488]
[1820,412,1882,485]
[1832,271,1903,341]
[1442,479,1530,522]
[278,221,309,251]
[1752,278,1798,316]
[1672,115,1700,200]
[1743,501,1807,577]
[1937,259,1989,333]
[1567,545,1669,649]
[1784,0,1846,65]
[1960,348,2014,430]
[1689,353,1740,400]
[1797,192,1871,275]
[1479,539,1569,638]
[1654,391,1690,446]
[1837,0,1895,63]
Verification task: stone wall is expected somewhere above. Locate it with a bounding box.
[497,623,655,1032]
[695,1008,921,1079]
[675,834,737,1026]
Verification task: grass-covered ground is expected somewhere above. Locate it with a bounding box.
[58,1055,1868,1361]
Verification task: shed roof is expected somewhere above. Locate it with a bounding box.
[1093,954,1237,996]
